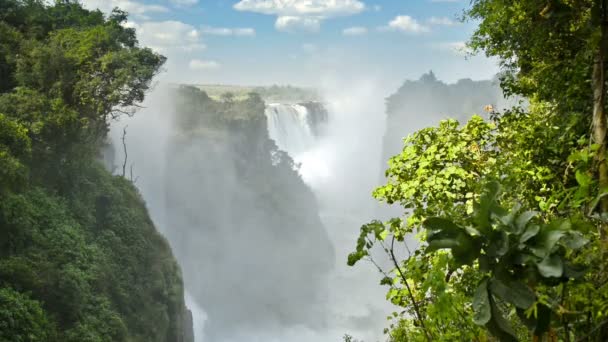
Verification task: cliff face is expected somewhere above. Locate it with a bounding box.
[381,72,502,164]
[164,86,334,340]
[0,162,193,342]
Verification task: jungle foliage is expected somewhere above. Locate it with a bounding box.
[0,1,190,341]
[349,0,608,341]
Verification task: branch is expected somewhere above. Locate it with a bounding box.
[121,125,128,177]
[389,236,433,341]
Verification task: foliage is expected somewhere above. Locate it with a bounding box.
[0,1,191,341]
[349,103,608,340]
[0,287,53,342]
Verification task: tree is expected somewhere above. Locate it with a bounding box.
[467,0,608,216]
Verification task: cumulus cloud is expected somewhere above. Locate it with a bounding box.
[380,15,429,34]
[234,0,365,16]
[201,26,256,36]
[342,26,367,36]
[128,21,205,52]
[189,59,220,70]
[79,0,168,18]
[276,16,321,32]
[427,16,458,26]
[234,0,365,32]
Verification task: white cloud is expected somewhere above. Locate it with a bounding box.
[80,0,168,18]
[381,15,429,34]
[189,59,220,70]
[201,26,256,36]
[342,26,367,36]
[427,16,458,26]
[234,0,365,32]
[130,21,205,52]
[275,16,321,32]
[372,5,381,12]
[234,0,365,17]
[169,0,199,6]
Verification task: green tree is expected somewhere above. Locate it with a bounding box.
[467,0,608,215]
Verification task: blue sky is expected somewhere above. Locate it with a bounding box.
[81,0,499,86]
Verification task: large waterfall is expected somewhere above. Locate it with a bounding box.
[264,102,331,185]
[261,81,392,342]
[265,104,317,157]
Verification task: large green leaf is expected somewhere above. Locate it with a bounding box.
[515,211,537,233]
[473,279,491,325]
[426,238,461,252]
[537,254,563,278]
[530,229,565,258]
[487,230,509,258]
[423,217,462,235]
[489,278,535,309]
[561,231,589,250]
[519,224,540,244]
[486,297,518,342]
[474,181,501,233]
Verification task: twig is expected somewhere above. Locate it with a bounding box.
[389,236,433,341]
[121,125,128,177]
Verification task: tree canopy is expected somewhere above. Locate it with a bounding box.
[0,1,191,341]
[349,1,608,341]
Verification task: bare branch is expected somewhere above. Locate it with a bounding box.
[121,125,128,177]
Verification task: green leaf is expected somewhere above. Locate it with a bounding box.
[423,217,462,235]
[575,170,592,187]
[520,224,540,244]
[487,230,509,258]
[563,262,587,279]
[380,276,393,286]
[486,297,518,342]
[516,307,537,330]
[530,228,565,258]
[561,231,589,250]
[473,279,491,325]
[515,211,537,233]
[537,254,563,278]
[426,238,461,252]
[489,278,535,309]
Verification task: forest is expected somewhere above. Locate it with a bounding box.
[1,0,608,342]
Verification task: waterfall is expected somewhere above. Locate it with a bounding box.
[264,103,330,185]
[265,103,316,157]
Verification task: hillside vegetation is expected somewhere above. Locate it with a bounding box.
[0,1,192,341]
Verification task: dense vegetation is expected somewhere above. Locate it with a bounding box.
[349,1,608,341]
[164,86,334,340]
[0,1,192,341]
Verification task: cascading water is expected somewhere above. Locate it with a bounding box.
[262,78,393,342]
[264,103,331,184]
[265,104,316,157]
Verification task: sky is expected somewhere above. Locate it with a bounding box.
[80,0,500,87]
